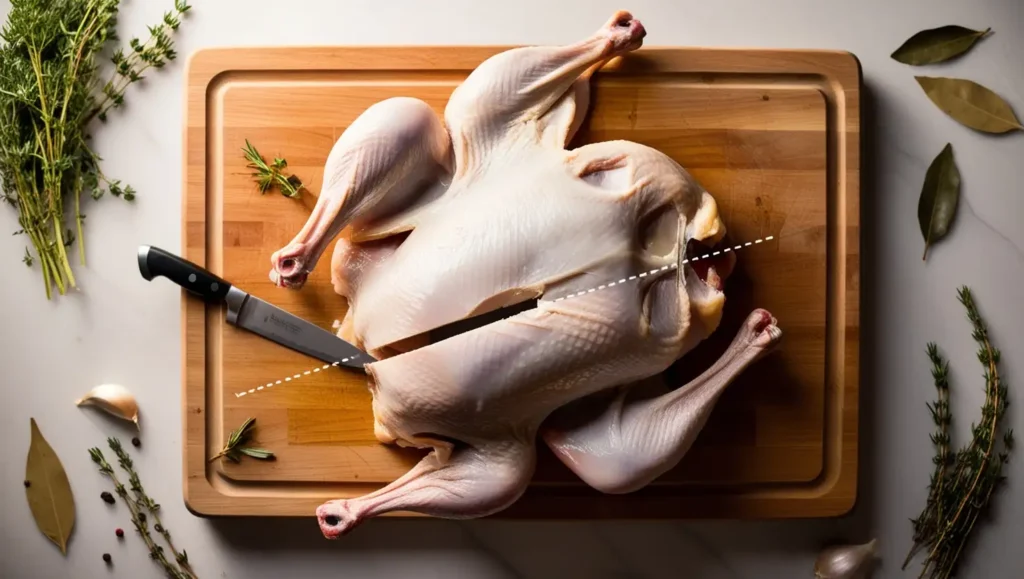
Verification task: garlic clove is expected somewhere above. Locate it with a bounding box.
[76,384,140,429]
[814,538,878,579]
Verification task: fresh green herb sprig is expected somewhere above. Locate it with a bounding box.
[107,438,196,577]
[210,417,275,463]
[90,438,197,579]
[0,0,191,299]
[904,286,1013,579]
[242,139,305,199]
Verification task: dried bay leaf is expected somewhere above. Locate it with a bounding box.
[916,76,1024,134]
[25,418,76,554]
[918,143,961,261]
[892,25,991,65]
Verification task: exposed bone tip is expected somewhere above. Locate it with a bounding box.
[316,501,358,539]
[745,308,782,350]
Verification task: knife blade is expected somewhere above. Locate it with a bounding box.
[136,245,373,371]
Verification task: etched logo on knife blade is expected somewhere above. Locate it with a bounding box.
[265,313,301,335]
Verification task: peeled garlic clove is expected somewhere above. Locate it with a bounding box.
[814,538,878,579]
[76,384,140,428]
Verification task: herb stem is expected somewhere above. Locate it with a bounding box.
[904,286,1012,579]
[106,438,196,577]
[89,443,195,579]
[75,180,85,265]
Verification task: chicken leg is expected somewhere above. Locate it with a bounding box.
[540,308,782,494]
[316,440,536,538]
[269,96,451,288]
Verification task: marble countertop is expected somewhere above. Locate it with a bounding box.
[2,1,1022,577]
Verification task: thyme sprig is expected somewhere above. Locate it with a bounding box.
[904,286,1013,579]
[108,437,196,577]
[242,139,305,199]
[0,0,191,299]
[210,416,275,463]
[90,438,197,579]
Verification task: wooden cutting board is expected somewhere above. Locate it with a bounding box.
[182,45,860,518]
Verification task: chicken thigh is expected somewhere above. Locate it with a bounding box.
[267,10,782,538]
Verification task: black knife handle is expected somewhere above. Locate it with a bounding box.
[137,245,231,303]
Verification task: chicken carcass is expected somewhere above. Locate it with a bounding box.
[267,10,782,537]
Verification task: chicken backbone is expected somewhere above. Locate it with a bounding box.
[267,10,783,538]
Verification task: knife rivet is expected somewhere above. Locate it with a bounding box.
[211,282,219,291]
[188,273,196,283]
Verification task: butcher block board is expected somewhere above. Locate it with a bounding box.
[182,45,861,518]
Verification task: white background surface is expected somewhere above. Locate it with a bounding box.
[2,1,1023,577]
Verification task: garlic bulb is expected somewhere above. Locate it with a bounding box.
[76,384,140,428]
[814,538,878,579]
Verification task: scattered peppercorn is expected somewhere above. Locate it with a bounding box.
[138,512,146,523]
[102,553,112,564]
[154,524,164,533]
[115,528,124,538]
[24,480,31,487]
[131,437,141,447]
[100,491,115,504]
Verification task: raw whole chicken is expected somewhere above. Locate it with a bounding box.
[267,10,782,538]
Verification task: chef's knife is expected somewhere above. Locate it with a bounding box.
[136,245,373,371]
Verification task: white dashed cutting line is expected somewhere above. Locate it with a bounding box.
[548,235,773,303]
[233,235,774,398]
[234,355,367,398]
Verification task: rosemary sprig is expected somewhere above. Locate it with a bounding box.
[242,139,305,199]
[89,439,197,579]
[0,0,191,299]
[209,416,275,463]
[904,286,1013,579]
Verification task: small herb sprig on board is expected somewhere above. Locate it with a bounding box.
[904,286,1013,579]
[242,139,305,199]
[210,417,275,463]
[90,438,197,579]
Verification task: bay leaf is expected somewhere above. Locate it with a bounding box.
[25,418,76,555]
[918,143,961,261]
[916,76,1024,134]
[891,25,991,65]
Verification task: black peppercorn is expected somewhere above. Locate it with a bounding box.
[102,553,112,564]
[138,512,146,523]
[154,524,164,533]
[131,437,141,447]
[23,480,30,487]
[100,491,115,504]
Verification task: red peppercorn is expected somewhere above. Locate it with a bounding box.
[115,528,124,538]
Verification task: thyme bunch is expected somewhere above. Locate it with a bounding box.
[0,0,191,299]
[904,286,1014,579]
[90,438,197,579]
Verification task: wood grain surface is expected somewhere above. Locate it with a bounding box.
[182,45,861,518]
